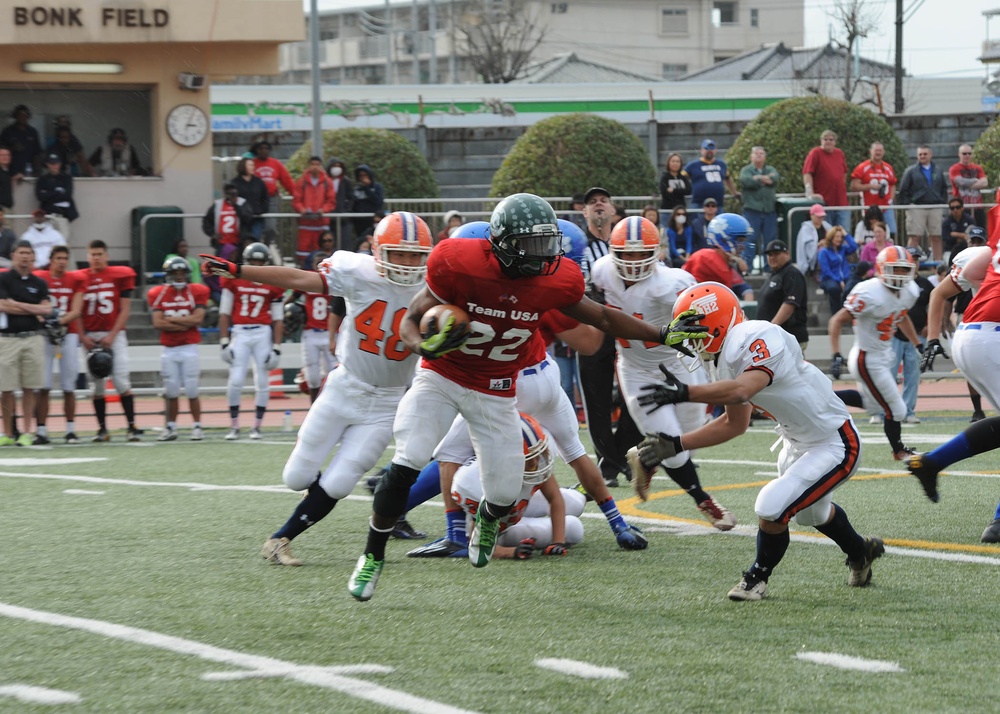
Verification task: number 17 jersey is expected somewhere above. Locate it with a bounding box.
[317,250,422,389]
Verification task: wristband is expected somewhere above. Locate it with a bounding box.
[272,345,281,353]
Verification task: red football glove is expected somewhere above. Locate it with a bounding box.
[199,253,240,279]
[542,542,568,556]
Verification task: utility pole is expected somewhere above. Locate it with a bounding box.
[894,0,904,113]
[309,0,322,157]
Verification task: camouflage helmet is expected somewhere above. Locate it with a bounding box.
[488,193,563,278]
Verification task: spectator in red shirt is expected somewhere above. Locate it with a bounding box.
[251,141,296,233]
[803,129,849,230]
[949,144,988,228]
[850,141,897,235]
[202,183,254,262]
[292,156,336,268]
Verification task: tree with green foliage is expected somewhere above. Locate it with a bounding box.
[727,96,907,202]
[287,128,439,199]
[970,120,1000,192]
[490,113,656,202]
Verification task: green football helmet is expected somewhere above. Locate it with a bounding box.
[489,193,563,277]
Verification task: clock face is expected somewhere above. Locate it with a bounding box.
[166,104,209,147]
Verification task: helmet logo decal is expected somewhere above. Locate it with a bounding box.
[691,293,720,315]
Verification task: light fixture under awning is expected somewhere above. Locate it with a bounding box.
[23,62,124,74]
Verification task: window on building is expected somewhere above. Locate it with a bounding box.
[712,2,738,26]
[661,63,688,79]
[551,2,567,12]
[661,7,689,34]
[750,8,758,27]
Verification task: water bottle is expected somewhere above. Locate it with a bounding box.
[24,163,33,178]
[282,410,293,432]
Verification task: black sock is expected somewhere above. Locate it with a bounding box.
[665,460,709,504]
[229,405,239,419]
[367,463,420,560]
[969,388,983,413]
[274,478,338,540]
[480,500,513,521]
[255,405,266,420]
[835,389,864,409]
[748,528,790,582]
[93,398,106,430]
[814,503,866,560]
[884,418,903,452]
[966,416,1000,455]
[121,394,135,428]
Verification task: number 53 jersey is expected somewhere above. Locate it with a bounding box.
[317,250,422,389]
[843,277,919,355]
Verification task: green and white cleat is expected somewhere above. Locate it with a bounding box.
[468,510,500,568]
[348,553,384,601]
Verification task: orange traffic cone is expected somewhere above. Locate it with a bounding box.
[105,378,120,403]
[269,369,286,399]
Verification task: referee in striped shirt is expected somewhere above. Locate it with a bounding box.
[577,187,641,488]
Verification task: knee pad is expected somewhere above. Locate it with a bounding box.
[792,500,832,528]
[163,377,181,400]
[183,376,199,400]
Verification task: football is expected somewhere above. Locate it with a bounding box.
[420,303,471,338]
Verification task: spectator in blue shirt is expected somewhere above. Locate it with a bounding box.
[665,206,693,267]
[683,139,740,208]
[817,225,858,314]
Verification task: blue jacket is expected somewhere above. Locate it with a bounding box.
[817,233,858,283]
[667,225,694,261]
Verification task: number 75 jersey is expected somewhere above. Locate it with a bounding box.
[843,277,919,355]
[317,250,422,388]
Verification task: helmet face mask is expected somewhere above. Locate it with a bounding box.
[706,213,752,255]
[162,256,191,288]
[519,413,553,486]
[490,193,563,278]
[672,281,745,360]
[875,245,915,290]
[372,211,433,286]
[610,216,660,282]
[242,242,271,266]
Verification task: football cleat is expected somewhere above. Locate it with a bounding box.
[157,428,178,442]
[64,432,79,444]
[697,496,737,531]
[249,427,262,440]
[126,428,141,443]
[906,454,940,503]
[190,426,204,441]
[627,446,656,501]
[0,436,16,447]
[16,433,33,447]
[613,523,648,550]
[348,553,384,602]
[390,518,426,540]
[728,572,767,601]
[261,537,303,566]
[981,517,1000,544]
[971,410,987,423]
[603,475,620,488]
[892,445,918,461]
[225,428,240,441]
[846,536,885,587]
[468,509,501,568]
[92,429,110,443]
[32,434,51,446]
[407,537,468,558]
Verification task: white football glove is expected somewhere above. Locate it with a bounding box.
[265,347,281,370]
[220,338,235,365]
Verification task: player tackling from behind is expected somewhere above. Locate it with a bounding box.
[634,282,884,601]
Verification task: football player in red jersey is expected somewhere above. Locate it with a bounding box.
[285,251,340,403]
[147,257,211,441]
[218,242,285,440]
[75,240,141,442]
[33,245,83,444]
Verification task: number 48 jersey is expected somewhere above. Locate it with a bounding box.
[843,277,919,354]
[717,321,851,447]
[317,250,422,388]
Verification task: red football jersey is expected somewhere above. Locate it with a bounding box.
[147,283,211,347]
[221,277,284,325]
[217,202,240,245]
[962,246,1000,323]
[424,239,584,395]
[850,160,896,207]
[304,292,332,330]
[34,269,83,334]
[683,248,732,286]
[73,265,137,333]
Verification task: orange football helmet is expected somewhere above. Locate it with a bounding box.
[610,216,661,282]
[519,412,553,486]
[672,281,745,356]
[372,211,433,286]
[874,245,915,290]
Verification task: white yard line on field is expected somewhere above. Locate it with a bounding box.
[534,659,628,679]
[0,684,81,704]
[795,651,904,673]
[0,602,479,714]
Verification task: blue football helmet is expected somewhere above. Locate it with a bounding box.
[450,221,491,240]
[706,213,752,253]
[557,219,587,266]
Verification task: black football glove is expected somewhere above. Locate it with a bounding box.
[920,339,948,373]
[418,313,470,359]
[542,542,568,556]
[199,253,240,279]
[514,538,536,560]
[637,364,690,413]
[830,352,846,380]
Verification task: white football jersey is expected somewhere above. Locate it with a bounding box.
[318,251,421,388]
[591,256,698,373]
[949,246,991,294]
[451,458,542,531]
[843,277,919,354]
[717,321,851,447]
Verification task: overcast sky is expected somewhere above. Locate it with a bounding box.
[305,0,1000,79]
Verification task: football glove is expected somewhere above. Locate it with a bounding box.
[418,313,470,359]
[199,253,240,279]
[514,538,536,560]
[220,337,234,365]
[542,542,568,557]
[613,523,648,550]
[920,339,951,374]
[265,346,281,370]
[637,432,684,471]
[637,364,690,413]
[658,309,708,359]
[43,308,67,346]
[830,352,846,380]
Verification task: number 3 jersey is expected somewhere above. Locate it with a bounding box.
[72,264,136,333]
[843,277,919,354]
[716,321,851,447]
[147,283,211,347]
[317,250,422,388]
